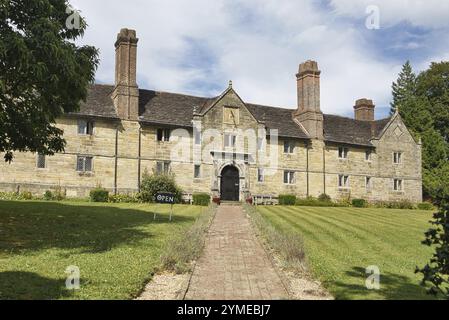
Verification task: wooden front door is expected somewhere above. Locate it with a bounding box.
[220,166,240,201]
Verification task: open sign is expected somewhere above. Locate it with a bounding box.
[155,193,176,204]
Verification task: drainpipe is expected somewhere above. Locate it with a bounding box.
[323,145,326,195]
[138,127,142,191]
[114,126,119,195]
[306,143,310,197]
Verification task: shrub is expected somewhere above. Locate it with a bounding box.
[192,193,211,206]
[20,191,33,200]
[318,193,332,202]
[108,194,139,203]
[295,196,348,207]
[417,202,434,211]
[53,186,66,201]
[279,194,297,206]
[44,190,53,201]
[352,199,368,208]
[138,173,182,203]
[90,188,109,202]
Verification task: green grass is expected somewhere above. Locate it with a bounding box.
[0,200,203,300]
[257,206,438,300]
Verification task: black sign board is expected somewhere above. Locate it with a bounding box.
[155,193,176,205]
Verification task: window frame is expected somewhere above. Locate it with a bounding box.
[76,156,93,173]
[156,161,171,174]
[338,175,350,189]
[78,120,94,135]
[338,147,349,159]
[36,154,46,169]
[393,179,403,191]
[283,140,295,154]
[365,150,372,162]
[283,170,295,185]
[157,128,171,142]
[393,152,403,164]
[224,133,237,148]
[194,164,201,179]
[257,168,265,183]
[365,176,373,192]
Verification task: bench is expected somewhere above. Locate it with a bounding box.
[253,194,278,206]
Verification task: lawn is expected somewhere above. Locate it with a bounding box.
[257,206,437,300]
[0,201,203,300]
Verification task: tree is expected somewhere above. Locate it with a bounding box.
[390,61,417,116]
[416,194,449,299]
[0,0,99,162]
[391,61,449,199]
[416,62,449,144]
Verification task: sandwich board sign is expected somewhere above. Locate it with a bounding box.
[154,192,175,221]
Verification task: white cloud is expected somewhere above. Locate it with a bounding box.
[71,0,448,118]
[329,0,449,29]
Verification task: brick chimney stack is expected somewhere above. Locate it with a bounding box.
[354,98,375,121]
[112,28,139,120]
[293,60,324,140]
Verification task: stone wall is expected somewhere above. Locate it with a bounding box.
[0,97,423,203]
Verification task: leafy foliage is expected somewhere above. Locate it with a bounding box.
[390,61,449,199]
[352,199,368,208]
[278,194,297,206]
[89,188,109,203]
[416,195,449,298]
[0,0,99,162]
[192,193,211,206]
[138,171,182,203]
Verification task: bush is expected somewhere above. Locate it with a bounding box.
[295,196,348,207]
[417,202,434,211]
[352,199,368,208]
[373,200,416,210]
[90,188,109,202]
[44,190,53,201]
[138,172,182,203]
[278,194,297,206]
[20,191,33,200]
[318,193,332,202]
[108,194,139,203]
[192,193,211,206]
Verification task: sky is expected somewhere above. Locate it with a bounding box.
[71,0,449,119]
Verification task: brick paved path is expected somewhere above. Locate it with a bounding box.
[185,205,289,300]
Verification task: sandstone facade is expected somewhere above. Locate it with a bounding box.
[0,29,423,203]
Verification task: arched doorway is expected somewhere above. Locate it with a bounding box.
[220,165,240,201]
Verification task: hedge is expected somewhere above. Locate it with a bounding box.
[192,193,211,206]
[90,188,109,203]
[279,194,297,206]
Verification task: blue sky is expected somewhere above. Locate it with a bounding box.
[72,0,449,119]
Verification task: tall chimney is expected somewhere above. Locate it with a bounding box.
[354,98,375,121]
[293,60,323,139]
[112,28,139,120]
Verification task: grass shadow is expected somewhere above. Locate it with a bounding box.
[0,201,195,255]
[333,266,437,300]
[0,271,76,300]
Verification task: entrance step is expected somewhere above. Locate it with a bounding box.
[220,201,242,206]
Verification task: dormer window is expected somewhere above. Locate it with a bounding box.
[78,120,94,135]
[157,128,170,142]
[365,150,372,162]
[284,140,295,154]
[338,147,349,159]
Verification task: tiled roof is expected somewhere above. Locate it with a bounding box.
[75,84,391,145]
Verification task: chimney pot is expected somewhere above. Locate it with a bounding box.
[354,98,375,121]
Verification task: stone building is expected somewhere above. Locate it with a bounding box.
[0,29,423,203]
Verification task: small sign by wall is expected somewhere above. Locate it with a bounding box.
[155,193,176,204]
